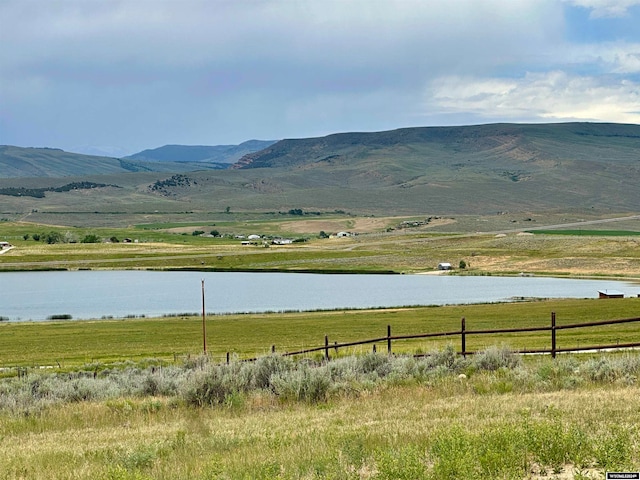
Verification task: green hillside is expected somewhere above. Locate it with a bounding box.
[1,123,638,224]
[233,122,640,169]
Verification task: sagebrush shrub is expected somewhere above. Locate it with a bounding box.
[472,345,521,371]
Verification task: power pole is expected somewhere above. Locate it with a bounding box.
[201,279,207,354]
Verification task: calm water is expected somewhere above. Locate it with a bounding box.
[0,270,637,321]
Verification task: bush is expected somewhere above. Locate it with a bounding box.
[249,354,293,390]
[472,346,521,371]
[183,370,233,406]
[271,364,331,403]
[182,363,244,406]
[81,234,101,243]
[430,344,458,368]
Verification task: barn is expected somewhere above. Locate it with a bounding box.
[598,290,624,299]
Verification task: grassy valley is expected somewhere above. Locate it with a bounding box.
[1,123,639,224]
[1,122,639,479]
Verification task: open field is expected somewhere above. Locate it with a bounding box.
[1,214,640,276]
[1,212,640,479]
[1,349,639,479]
[1,298,639,368]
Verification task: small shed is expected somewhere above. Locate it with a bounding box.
[0,241,11,249]
[598,290,624,299]
[437,262,452,270]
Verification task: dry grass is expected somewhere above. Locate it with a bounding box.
[1,375,638,479]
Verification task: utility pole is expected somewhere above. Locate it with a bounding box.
[201,279,207,354]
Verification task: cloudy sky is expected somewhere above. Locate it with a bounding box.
[1,0,639,156]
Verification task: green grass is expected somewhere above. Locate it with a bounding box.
[0,350,639,479]
[3,218,640,276]
[1,298,638,368]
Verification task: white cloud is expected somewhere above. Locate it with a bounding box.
[563,0,640,17]
[428,71,640,124]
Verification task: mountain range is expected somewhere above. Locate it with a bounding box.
[1,123,639,218]
[0,140,275,178]
[124,140,276,165]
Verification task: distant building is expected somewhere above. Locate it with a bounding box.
[598,290,624,299]
[0,241,12,249]
[437,262,452,270]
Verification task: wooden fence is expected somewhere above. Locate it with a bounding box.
[229,313,640,363]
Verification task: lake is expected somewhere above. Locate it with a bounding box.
[0,270,637,321]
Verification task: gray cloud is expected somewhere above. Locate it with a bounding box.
[0,0,637,154]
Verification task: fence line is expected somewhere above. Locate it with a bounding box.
[227,313,640,363]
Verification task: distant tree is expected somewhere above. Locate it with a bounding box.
[319,231,329,239]
[288,208,304,216]
[459,260,467,269]
[32,233,41,241]
[110,236,120,243]
[44,232,63,244]
[210,230,220,237]
[225,206,231,214]
[81,234,101,243]
[192,230,205,236]
[23,233,30,241]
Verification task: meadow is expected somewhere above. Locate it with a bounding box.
[1,346,639,479]
[1,298,639,368]
[1,215,640,276]
[1,216,640,479]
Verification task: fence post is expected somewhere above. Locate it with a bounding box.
[226,352,230,364]
[324,335,330,361]
[271,345,276,354]
[551,312,556,359]
[387,325,392,355]
[461,317,466,358]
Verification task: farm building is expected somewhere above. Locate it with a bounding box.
[598,290,624,299]
[437,262,452,270]
[0,241,12,249]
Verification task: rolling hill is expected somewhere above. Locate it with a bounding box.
[1,123,638,223]
[232,122,640,170]
[0,145,231,178]
[0,140,276,179]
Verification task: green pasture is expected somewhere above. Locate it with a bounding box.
[3,218,640,276]
[1,298,638,368]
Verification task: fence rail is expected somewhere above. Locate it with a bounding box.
[228,313,640,363]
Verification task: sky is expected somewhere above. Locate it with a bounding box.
[1,0,639,156]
